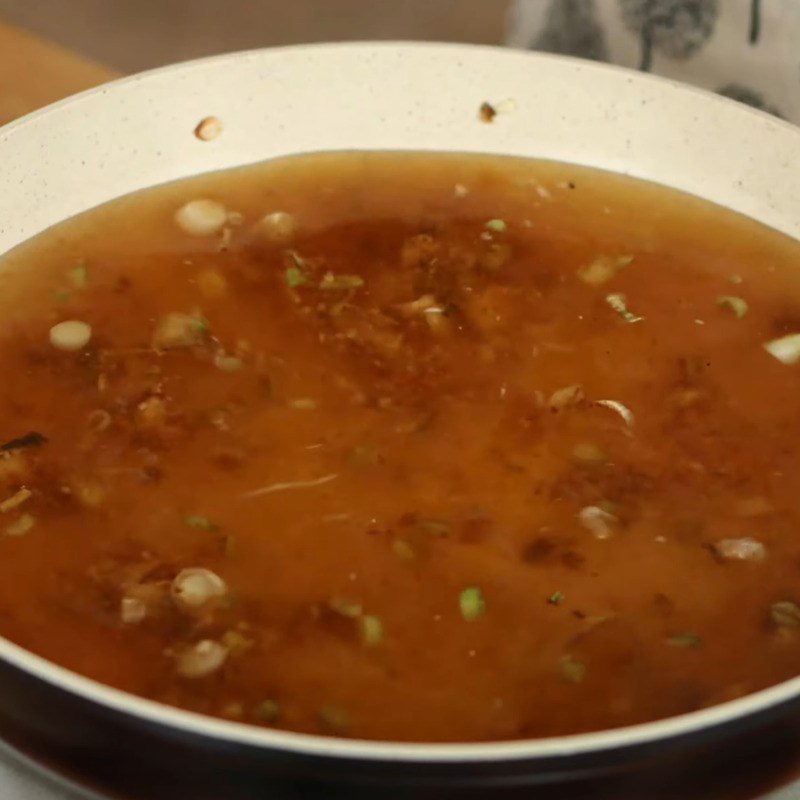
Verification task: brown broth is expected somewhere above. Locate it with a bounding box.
[0,151,800,743]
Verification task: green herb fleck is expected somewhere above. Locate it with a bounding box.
[391,538,415,560]
[716,295,748,319]
[606,293,644,324]
[667,633,702,648]
[459,586,485,622]
[191,316,210,334]
[327,597,363,618]
[485,219,507,233]
[597,499,619,516]
[221,629,254,655]
[284,265,307,288]
[54,289,71,304]
[184,515,219,532]
[318,272,364,291]
[770,601,800,629]
[559,656,586,683]
[729,274,744,284]
[255,699,281,723]
[359,614,384,647]
[548,590,565,606]
[318,705,350,733]
[69,263,88,289]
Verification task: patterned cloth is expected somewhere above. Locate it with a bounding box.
[506,0,800,123]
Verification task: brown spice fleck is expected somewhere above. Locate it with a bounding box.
[194,116,222,141]
[478,102,497,123]
[521,536,556,563]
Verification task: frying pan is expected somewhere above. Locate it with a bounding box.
[0,43,799,799]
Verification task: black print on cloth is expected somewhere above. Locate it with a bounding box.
[717,83,784,118]
[533,0,609,61]
[749,0,761,44]
[618,0,719,71]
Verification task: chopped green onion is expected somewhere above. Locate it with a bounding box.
[548,590,565,606]
[54,290,71,304]
[770,600,800,629]
[69,263,88,289]
[559,656,586,683]
[318,273,364,291]
[184,515,219,532]
[716,295,748,319]
[327,597,363,618]
[255,699,281,723]
[5,513,35,537]
[577,255,633,287]
[605,293,644,323]
[597,498,619,516]
[391,538,415,560]
[318,705,349,733]
[763,333,800,365]
[191,316,210,334]
[284,265,307,288]
[221,629,254,655]
[459,586,485,621]
[485,219,507,233]
[667,633,702,648]
[359,614,384,646]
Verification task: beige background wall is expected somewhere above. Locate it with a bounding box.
[0,0,510,73]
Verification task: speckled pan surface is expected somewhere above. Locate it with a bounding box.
[0,43,799,779]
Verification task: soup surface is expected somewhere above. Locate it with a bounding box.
[0,152,800,743]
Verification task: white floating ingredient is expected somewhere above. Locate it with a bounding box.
[171,567,228,610]
[174,199,228,236]
[120,596,146,624]
[578,505,616,540]
[49,320,92,352]
[258,211,297,245]
[176,639,229,678]
[713,537,766,562]
[764,333,800,365]
[596,399,635,427]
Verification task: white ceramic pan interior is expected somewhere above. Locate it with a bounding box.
[0,42,799,763]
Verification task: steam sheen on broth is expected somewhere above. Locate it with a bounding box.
[0,152,799,742]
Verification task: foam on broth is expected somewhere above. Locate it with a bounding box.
[0,152,799,742]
